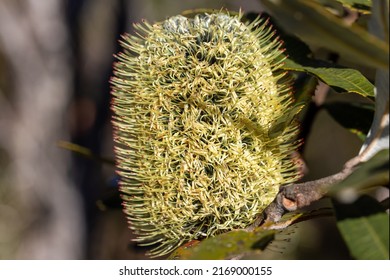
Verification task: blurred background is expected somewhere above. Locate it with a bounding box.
[0,0,370,259]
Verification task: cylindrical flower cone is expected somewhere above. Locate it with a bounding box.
[111,12,301,257]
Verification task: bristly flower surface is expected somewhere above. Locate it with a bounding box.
[111,12,301,257]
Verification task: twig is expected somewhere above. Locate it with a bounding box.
[250,155,361,227]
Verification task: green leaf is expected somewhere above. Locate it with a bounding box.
[249,10,375,97]
[57,140,115,165]
[335,0,372,13]
[262,0,389,69]
[324,101,375,140]
[170,209,336,260]
[170,229,275,260]
[283,58,375,97]
[294,75,318,106]
[315,0,372,14]
[329,149,389,201]
[182,8,239,18]
[334,195,389,259]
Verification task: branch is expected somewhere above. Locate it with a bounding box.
[249,156,361,228]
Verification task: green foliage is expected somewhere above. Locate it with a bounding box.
[284,58,375,97]
[330,150,388,258]
[314,0,372,15]
[335,0,372,13]
[170,229,276,260]
[170,209,336,259]
[259,9,376,97]
[333,196,389,259]
[324,102,375,140]
[262,0,388,69]
[57,141,115,165]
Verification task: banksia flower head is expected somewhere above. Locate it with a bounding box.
[111,12,301,257]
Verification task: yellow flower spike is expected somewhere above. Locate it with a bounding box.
[111,12,301,257]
